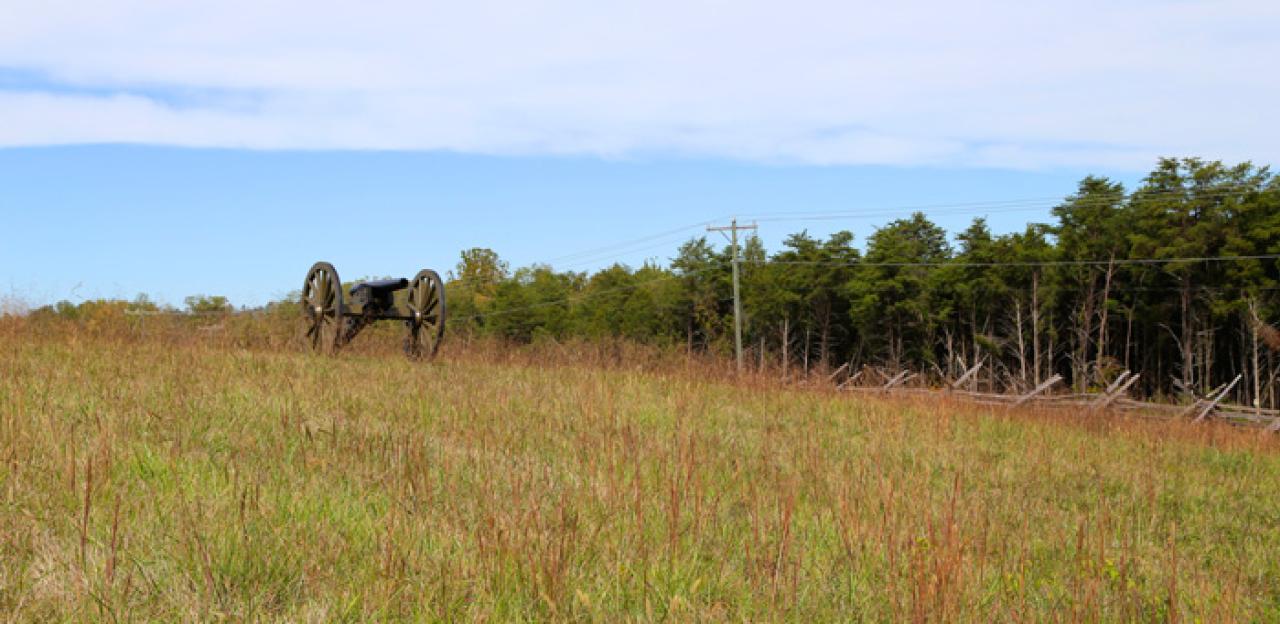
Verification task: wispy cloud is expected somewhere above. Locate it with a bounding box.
[1,0,1276,168]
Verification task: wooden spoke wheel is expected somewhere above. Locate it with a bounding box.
[302,261,344,353]
[405,269,446,359]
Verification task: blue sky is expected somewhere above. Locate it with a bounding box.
[2,147,1136,307]
[0,1,1274,308]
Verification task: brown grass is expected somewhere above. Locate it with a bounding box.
[2,313,1279,621]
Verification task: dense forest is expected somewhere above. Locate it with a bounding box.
[444,158,1280,404]
[27,157,1280,405]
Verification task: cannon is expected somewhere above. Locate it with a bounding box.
[301,261,445,359]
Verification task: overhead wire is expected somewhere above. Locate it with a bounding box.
[452,254,1280,324]
[539,215,730,266]
[757,254,1280,269]
[550,232,715,271]
[530,181,1274,271]
[451,181,1279,322]
[737,182,1274,224]
[123,183,1277,321]
[450,259,734,323]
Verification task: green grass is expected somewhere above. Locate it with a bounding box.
[3,327,1280,620]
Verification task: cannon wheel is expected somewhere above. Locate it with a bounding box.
[302,261,344,353]
[405,269,446,359]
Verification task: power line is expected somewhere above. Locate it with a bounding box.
[516,181,1275,272]
[737,183,1274,224]
[757,254,1280,269]
[451,260,732,323]
[408,182,1280,324]
[745,197,1066,221]
[449,254,1280,325]
[540,216,729,265]
[550,232,713,270]
[749,204,1054,224]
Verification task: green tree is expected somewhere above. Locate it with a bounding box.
[488,264,575,342]
[447,247,510,333]
[847,213,950,369]
[184,295,232,314]
[771,231,859,371]
[671,237,729,353]
[1127,159,1252,392]
[1050,176,1128,388]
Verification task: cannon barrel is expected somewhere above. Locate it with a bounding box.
[350,278,409,297]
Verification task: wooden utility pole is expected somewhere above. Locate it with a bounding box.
[708,218,758,373]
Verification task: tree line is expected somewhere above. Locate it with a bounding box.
[447,158,1280,404]
[24,157,1280,405]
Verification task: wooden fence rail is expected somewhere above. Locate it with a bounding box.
[833,367,1279,429]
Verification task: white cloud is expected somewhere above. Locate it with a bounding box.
[0,0,1276,168]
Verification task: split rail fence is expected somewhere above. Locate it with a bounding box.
[828,363,1279,430]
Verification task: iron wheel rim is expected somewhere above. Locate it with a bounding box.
[302,261,344,353]
[405,269,446,359]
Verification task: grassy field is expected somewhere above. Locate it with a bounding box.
[3,319,1280,621]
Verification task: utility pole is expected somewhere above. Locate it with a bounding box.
[708,218,758,373]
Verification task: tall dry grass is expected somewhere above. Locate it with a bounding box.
[2,314,1279,621]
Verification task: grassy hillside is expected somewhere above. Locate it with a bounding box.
[2,322,1279,620]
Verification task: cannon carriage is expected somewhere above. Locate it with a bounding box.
[301,261,445,358]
